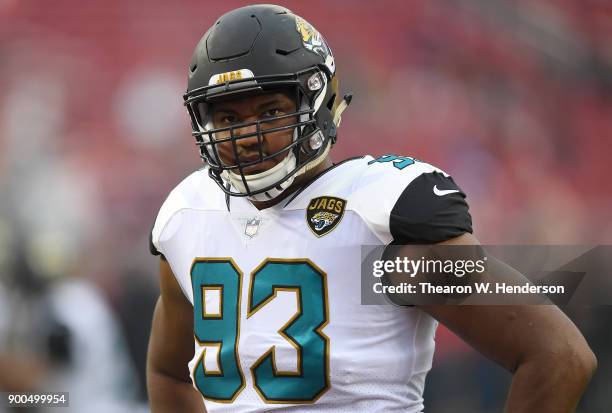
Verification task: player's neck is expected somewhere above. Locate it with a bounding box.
[250,157,334,210]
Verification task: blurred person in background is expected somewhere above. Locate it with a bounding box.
[0,229,143,413]
[146,5,596,413]
[0,46,146,412]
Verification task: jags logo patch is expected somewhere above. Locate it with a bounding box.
[306,196,346,237]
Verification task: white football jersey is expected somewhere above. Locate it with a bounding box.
[151,155,472,412]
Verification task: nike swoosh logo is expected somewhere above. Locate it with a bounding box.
[433,185,460,196]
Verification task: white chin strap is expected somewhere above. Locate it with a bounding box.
[223,142,331,202]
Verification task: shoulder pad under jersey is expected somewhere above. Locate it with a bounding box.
[349,154,472,244]
[150,168,226,257]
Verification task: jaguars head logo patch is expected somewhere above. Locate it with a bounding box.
[306,196,346,237]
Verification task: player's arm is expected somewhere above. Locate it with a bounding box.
[420,232,597,413]
[378,168,596,411]
[147,258,206,413]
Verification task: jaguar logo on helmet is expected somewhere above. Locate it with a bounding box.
[306,196,346,237]
[295,16,335,75]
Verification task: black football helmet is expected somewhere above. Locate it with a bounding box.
[184,4,351,200]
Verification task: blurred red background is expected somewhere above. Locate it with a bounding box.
[1,1,610,412]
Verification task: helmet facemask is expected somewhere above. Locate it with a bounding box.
[184,68,337,201]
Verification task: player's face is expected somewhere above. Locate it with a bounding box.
[209,91,297,175]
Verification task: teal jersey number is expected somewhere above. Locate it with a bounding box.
[248,260,329,402]
[191,259,245,402]
[191,258,329,404]
[368,154,417,170]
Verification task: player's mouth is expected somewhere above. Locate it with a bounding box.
[238,153,262,163]
[235,154,277,175]
[240,160,277,175]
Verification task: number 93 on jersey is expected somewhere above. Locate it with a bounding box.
[190,257,330,404]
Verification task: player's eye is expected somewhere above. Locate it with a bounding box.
[261,108,282,118]
[218,114,238,125]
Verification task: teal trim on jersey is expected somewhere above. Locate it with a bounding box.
[367,154,416,170]
[191,260,245,402]
[249,260,329,402]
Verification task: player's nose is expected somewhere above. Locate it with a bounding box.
[234,119,261,148]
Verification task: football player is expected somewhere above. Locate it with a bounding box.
[147,5,596,412]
